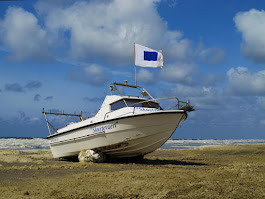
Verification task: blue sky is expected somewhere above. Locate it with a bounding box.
[0,0,265,139]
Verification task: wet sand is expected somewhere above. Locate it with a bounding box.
[0,145,265,199]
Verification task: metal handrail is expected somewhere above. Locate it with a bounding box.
[103,97,194,121]
[125,97,194,111]
[110,82,194,111]
[42,108,85,135]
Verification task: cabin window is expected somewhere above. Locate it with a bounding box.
[125,99,162,109]
[111,100,126,111]
[125,99,143,107]
[111,99,163,111]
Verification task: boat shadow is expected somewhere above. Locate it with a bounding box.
[60,156,207,166]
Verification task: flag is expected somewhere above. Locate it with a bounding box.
[135,43,163,68]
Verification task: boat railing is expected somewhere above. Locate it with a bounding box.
[42,108,85,135]
[103,97,194,120]
[128,97,194,112]
[111,82,194,111]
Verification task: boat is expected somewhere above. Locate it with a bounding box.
[43,81,194,161]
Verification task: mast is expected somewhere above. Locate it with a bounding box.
[134,42,137,86]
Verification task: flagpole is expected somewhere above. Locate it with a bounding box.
[134,42,137,86]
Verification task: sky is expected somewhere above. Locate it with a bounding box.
[0,0,265,139]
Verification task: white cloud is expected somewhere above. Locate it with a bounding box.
[68,64,110,86]
[0,7,51,61]
[28,117,41,123]
[168,84,204,97]
[202,87,211,93]
[35,0,192,64]
[227,67,265,95]
[198,47,225,65]
[165,0,179,8]
[234,9,265,63]
[160,63,196,84]
[137,69,155,84]
[162,31,192,61]
[200,73,220,87]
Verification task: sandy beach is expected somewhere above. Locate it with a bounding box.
[0,145,264,199]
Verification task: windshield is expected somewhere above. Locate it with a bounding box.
[111,98,162,111]
[126,99,162,109]
[111,100,126,111]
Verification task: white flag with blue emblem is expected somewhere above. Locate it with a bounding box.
[135,43,163,68]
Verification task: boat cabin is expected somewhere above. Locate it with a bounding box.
[94,95,162,121]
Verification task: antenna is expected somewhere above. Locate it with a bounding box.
[134,42,137,86]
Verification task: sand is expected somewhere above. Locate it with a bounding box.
[0,145,264,199]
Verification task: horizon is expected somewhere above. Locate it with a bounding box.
[0,0,265,139]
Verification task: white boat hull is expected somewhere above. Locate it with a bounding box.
[48,111,187,158]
